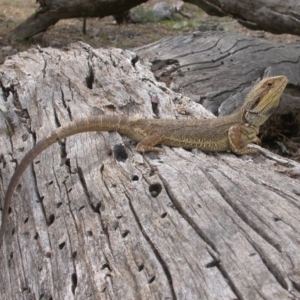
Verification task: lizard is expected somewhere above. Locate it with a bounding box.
[0,75,288,248]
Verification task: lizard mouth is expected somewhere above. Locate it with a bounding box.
[247,78,287,114]
[247,97,261,111]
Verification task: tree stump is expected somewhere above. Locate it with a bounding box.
[0,41,300,299]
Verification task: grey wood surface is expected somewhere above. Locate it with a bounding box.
[0,41,300,299]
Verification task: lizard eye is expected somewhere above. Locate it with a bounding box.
[267,82,273,87]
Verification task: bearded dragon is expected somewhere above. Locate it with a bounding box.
[0,75,288,248]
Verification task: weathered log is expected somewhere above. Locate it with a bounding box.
[9,0,148,40]
[186,0,300,35]
[0,41,300,299]
[9,0,300,40]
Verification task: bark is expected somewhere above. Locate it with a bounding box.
[0,41,300,299]
[186,0,300,35]
[9,0,300,40]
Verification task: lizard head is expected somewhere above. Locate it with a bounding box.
[243,75,288,127]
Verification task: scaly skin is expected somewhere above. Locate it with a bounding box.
[0,75,288,248]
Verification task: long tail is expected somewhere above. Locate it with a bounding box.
[0,115,128,248]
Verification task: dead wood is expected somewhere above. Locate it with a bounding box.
[9,0,300,40]
[0,42,300,299]
[186,0,300,35]
[8,0,148,40]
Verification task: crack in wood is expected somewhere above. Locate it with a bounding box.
[159,175,219,255]
[125,192,177,299]
[59,86,73,121]
[203,169,284,253]
[242,233,294,293]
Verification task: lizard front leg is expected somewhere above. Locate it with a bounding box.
[228,124,260,155]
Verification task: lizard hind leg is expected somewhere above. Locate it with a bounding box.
[136,134,165,153]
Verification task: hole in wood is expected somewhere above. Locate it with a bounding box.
[138,265,144,272]
[87,231,93,236]
[149,183,162,197]
[24,217,29,223]
[71,273,77,295]
[34,232,39,240]
[59,242,65,249]
[122,230,130,238]
[94,202,101,213]
[148,275,156,284]
[161,212,167,218]
[113,144,128,162]
[85,67,94,89]
[101,263,112,271]
[65,158,70,168]
[48,180,53,186]
[72,252,77,259]
[131,55,139,67]
[205,260,219,268]
[48,214,55,226]
[131,175,139,181]
[151,102,159,115]
[100,164,104,172]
